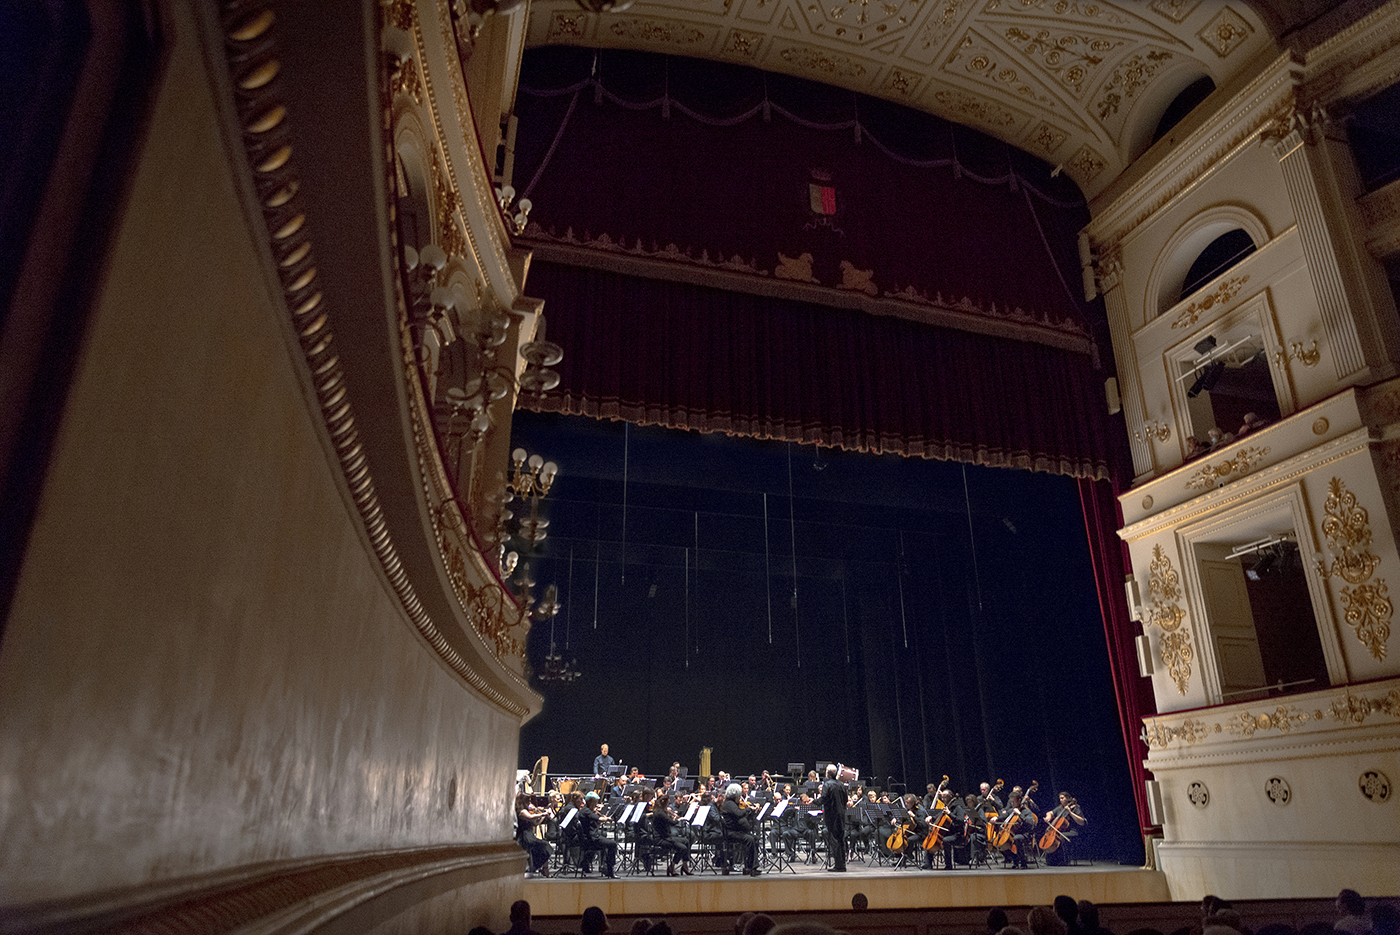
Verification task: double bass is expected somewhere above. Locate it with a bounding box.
[921,775,954,852]
[1039,795,1080,853]
[989,780,1037,851]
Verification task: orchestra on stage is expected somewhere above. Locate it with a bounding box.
[513,747,1087,878]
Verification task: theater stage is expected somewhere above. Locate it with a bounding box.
[523,862,1170,919]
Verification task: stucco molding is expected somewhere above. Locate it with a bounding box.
[0,842,523,935]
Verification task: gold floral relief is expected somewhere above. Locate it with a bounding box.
[1318,477,1393,660]
[1184,445,1270,492]
[1143,716,1211,748]
[1328,688,1400,725]
[429,156,468,262]
[1171,275,1249,329]
[1145,544,1192,694]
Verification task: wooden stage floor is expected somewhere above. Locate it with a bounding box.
[523,860,1171,920]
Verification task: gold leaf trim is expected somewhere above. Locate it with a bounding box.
[1145,544,1192,694]
[1318,477,1393,659]
[1184,445,1270,491]
[1171,275,1249,328]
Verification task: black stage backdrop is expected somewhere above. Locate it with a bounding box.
[511,412,1143,864]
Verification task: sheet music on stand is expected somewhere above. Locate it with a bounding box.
[691,804,711,826]
[755,803,771,822]
[560,807,578,828]
[683,801,699,822]
[771,799,790,818]
[630,805,647,824]
[618,803,635,823]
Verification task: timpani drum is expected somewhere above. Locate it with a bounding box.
[836,764,859,783]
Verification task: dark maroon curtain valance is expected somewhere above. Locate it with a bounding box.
[525,261,1118,480]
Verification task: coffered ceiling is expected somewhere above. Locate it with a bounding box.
[523,0,1279,200]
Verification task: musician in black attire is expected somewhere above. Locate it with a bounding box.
[515,793,551,877]
[721,783,760,876]
[651,793,693,876]
[575,792,617,878]
[963,793,990,865]
[995,791,1036,869]
[920,789,961,870]
[820,764,847,871]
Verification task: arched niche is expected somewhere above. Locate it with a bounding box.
[1124,66,1218,165]
[392,118,433,253]
[1147,206,1270,317]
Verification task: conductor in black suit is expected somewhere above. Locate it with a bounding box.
[820,764,847,872]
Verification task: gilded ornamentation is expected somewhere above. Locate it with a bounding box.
[385,0,415,31]
[947,33,1055,106]
[1150,0,1201,23]
[1143,716,1211,748]
[1319,481,1394,659]
[838,260,878,295]
[391,54,422,104]
[775,251,820,283]
[779,45,868,79]
[429,157,468,262]
[1170,274,1249,328]
[1199,7,1252,57]
[1095,50,1174,120]
[882,67,922,97]
[1320,477,1379,584]
[1224,705,1312,738]
[916,0,967,51]
[1067,145,1106,180]
[1003,26,1119,97]
[1316,481,1393,660]
[1144,544,1192,694]
[931,88,1022,128]
[1340,581,1392,661]
[1160,631,1194,696]
[1335,688,1400,724]
[1184,445,1270,491]
[547,12,588,42]
[1274,340,1320,367]
[985,0,1131,24]
[725,29,762,58]
[607,18,707,46]
[1029,121,1068,153]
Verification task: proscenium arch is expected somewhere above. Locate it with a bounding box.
[1147,205,1271,317]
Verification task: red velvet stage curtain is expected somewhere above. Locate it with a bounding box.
[1079,476,1157,838]
[524,261,1116,480]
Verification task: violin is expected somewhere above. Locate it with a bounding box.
[989,780,1037,851]
[921,775,954,852]
[1038,796,1079,853]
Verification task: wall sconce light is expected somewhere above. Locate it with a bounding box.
[1274,340,1320,367]
[495,184,532,236]
[508,448,558,546]
[1133,420,1171,444]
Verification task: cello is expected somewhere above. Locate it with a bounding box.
[989,780,1037,851]
[921,775,954,852]
[886,795,918,852]
[1039,794,1080,853]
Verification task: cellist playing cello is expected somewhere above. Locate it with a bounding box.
[1040,791,1087,865]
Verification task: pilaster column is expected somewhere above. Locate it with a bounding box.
[1099,249,1157,478]
[1267,103,1400,383]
